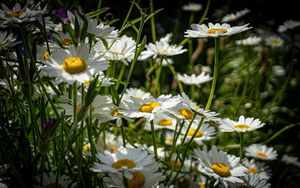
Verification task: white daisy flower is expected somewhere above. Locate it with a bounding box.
[54,32,74,46]
[281,154,300,168]
[93,95,125,127]
[95,131,124,153]
[164,131,182,146]
[146,146,166,160]
[219,115,265,133]
[235,36,262,46]
[141,33,187,59]
[122,88,152,103]
[33,172,76,188]
[194,145,247,187]
[120,94,180,121]
[177,72,212,86]
[182,3,202,12]
[104,167,165,188]
[156,58,174,66]
[172,93,220,123]
[91,146,158,178]
[231,174,271,188]
[245,144,278,160]
[36,43,60,62]
[0,1,45,26]
[181,121,216,144]
[60,94,115,122]
[272,65,286,77]
[85,16,119,39]
[184,23,251,38]
[0,31,18,51]
[95,35,136,63]
[39,43,109,85]
[243,159,271,180]
[278,19,300,33]
[265,36,284,48]
[221,8,250,22]
[144,112,177,131]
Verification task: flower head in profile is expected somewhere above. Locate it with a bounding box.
[0,31,18,51]
[278,19,300,33]
[39,43,109,85]
[122,87,152,103]
[194,145,247,187]
[235,36,262,46]
[184,23,251,38]
[181,121,216,144]
[86,16,119,39]
[33,172,76,188]
[243,159,271,180]
[95,35,136,63]
[141,33,187,59]
[177,72,212,86]
[182,3,202,12]
[0,1,46,26]
[245,144,278,160]
[144,112,177,131]
[219,115,265,133]
[281,154,300,168]
[265,36,284,48]
[221,8,250,22]
[232,174,271,188]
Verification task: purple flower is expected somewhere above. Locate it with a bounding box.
[52,8,69,23]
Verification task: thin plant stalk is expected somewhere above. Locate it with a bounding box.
[150,120,158,160]
[205,37,220,110]
[239,132,244,162]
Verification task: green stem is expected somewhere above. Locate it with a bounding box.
[150,0,157,42]
[115,63,126,90]
[154,65,162,96]
[150,120,158,160]
[73,81,78,123]
[121,123,126,147]
[198,0,211,24]
[120,12,145,100]
[260,122,300,145]
[167,64,184,93]
[239,133,244,162]
[205,37,220,110]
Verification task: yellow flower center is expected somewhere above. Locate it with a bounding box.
[112,159,136,169]
[139,102,160,113]
[61,38,73,46]
[82,144,91,152]
[256,151,267,159]
[83,80,90,85]
[199,183,206,188]
[178,108,193,120]
[62,57,87,74]
[207,28,228,34]
[111,146,118,153]
[271,40,280,45]
[234,124,250,130]
[170,160,182,169]
[157,118,173,126]
[187,128,203,138]
[111,109,122,117]
[115,50,122,55]
[8,11,22,17]
[165,137,173,144]
[248,167,258,174]
[43,51,50,60]
[211,162,230,177]
[46,183,65,188]
[127,171,145,188]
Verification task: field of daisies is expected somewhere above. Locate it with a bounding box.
[1,0,300,187]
